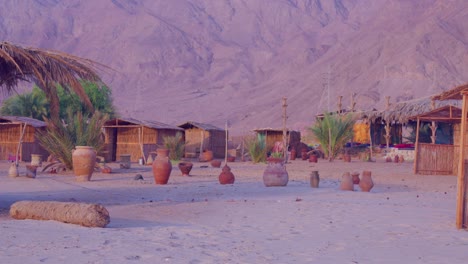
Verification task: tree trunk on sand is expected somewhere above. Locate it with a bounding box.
[10,201,110,228]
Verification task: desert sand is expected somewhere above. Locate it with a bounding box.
[0,158,467,264]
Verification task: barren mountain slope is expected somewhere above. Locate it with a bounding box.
[0,0,467,133]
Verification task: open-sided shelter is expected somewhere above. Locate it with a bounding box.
[103,118,184,162]
[178,121,225,158]
[0,116,48,161]
[253,128,301,152]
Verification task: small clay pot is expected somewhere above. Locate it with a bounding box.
[178,162,193,176]
[385,156,392,162]
[309,154,318,163]
[340,172,354,191]
[101,166,112,174]
[310,171,320,188]
[227,156,236,162]
[394,155,399,163]
[351,172,360,184]
[343,154,351,162]
[290,149,297,160]
[219,165,235,184]
[301,151,308,160]
[211,160,222,168]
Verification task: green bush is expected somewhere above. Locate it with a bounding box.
[37,110,108,169]
[163,132,186,161]
[245,136,267,163]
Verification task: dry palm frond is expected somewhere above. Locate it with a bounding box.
[0,41,108,120]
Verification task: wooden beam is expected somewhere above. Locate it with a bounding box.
[456,94,468,229]
[413,118,420,174]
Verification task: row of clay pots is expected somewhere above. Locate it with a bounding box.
[340,171,374,192]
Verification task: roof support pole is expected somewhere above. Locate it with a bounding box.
[413,118,421,174]
[456,92,468,229]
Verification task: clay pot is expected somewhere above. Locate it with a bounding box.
[101,166,112,174]
[343,154,351,162]
[8,162,18,178]
[290,149,297,160]
[178,162,193,176]
[310,171,320,188]
[301,151,308,160]
[399,155,405,163]
[152,148,172,184]
[211,160,222,168]
[227,156,236,162]
[72,146,96,182]
[263,158,288,187]
[219,165,235,184]
[359,170,374,192]
[351,171,360,184]
[200,150,214,162]
[340,172,354,191]
[309,154,318,163]
[394,155,399,163]
[385,156,392,162]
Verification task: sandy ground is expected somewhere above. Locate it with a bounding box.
[0,157,467,264]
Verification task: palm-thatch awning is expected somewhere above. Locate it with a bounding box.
[408,105,462,123]
[432,83,468,101]
[0,116,46,127]
[363,96,462,124]
[104,118,183,130]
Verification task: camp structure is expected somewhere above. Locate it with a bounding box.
[178,121,225,158]
[410,105,462,176]
[103,118,184,162]
[0,116,48,162]
[430,82,468,229]
[253,128,301,152]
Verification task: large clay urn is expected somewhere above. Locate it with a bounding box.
[152,148,172,184]
[263,158,288,187]
[359,170,374,192]
[339,172,354,191]
[72,146,96,182]
[219,164,235,184]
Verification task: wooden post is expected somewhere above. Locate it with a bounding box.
[430,100,437,144]
[456,92,468,229]
[199,130,204,160]
[282,97,288,162]
[337,95,343,114]
[367,118,373,160]
[225,121,228,164]
[351,93,357,112]
[413,118,421,174]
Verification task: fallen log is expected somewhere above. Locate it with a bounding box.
[10,201,110,228]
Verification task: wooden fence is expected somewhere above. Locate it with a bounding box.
[415,143,455,175]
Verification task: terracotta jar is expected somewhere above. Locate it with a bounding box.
[219,164,235,184]
[263,158,289,187]
[340,172,354,191]
[211,160,222,168]
[309,154,318,163]
[152,148,172,184]
[227,156,236,162]
[343,154,351,162]
[178,162,193,176]
[310,171,320,188]
[301,150,308,160]
[200,150,214,162]
[359,170,374,192]
[72,146,96,182]
[8,162,18,178]
[290,149,297,160]
[385,156,392,162]
[351,171,360,184]
[394,155,399,163]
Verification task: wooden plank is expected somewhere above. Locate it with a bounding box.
[456,94,468,229]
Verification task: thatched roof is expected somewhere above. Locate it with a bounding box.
[362,96,461,124]
[432,83,468,101]
[0,116,46,128]
[178,121,224,131]
[408,105,462,123]
[104,118,183,130]
[253,128,299,133]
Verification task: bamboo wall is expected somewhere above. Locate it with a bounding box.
[0,125,48,161]
[257,131,301,152]
[184,128,225,158]
[415,143,455,175]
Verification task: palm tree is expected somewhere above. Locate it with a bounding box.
[310,113,355,161]
[0,87,49,120]
[0,41,106,121]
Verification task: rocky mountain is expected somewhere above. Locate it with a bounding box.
[1,0,467,134]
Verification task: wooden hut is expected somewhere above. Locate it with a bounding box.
[253,128,301,152]
[103,118,184,162]
[0,116,48,162]
[178,121,225,158]
[410,105,461,175]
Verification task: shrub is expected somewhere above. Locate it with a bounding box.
[163,132,186,161]
[245,136,267,163]
[37,110,108,169]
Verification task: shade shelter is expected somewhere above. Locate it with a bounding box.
[178,121,225,159]
[103,118,184,162]
[0,116,48,162]
[410,105,462,175]
[253,128,301,152]
[431,83,468,229]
